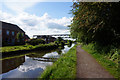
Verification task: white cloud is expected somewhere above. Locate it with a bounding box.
[0,11,72,38]
[2,1,38,13]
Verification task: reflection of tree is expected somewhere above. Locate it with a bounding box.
[2,56,25,74]
[60,46,64,49]
[57,46,65,54]
[27,49,58,58]
[67,43,72,47]
[56,48,62,54]
[67,40,72,47]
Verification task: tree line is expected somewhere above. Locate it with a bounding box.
[70,2,120,53]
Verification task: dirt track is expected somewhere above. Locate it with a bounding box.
[76,45,114,78]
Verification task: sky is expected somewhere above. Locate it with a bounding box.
[0,0,73,38]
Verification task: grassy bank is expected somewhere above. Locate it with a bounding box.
[1,43,58,53]
[82,44,120,78]
[39,45,77,79]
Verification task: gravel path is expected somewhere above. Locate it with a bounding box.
[76,45,114,78]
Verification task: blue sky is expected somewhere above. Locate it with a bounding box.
[2,2,73,18]
[25,2,73,19]
[0,1,73,38]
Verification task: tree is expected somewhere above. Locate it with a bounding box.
[16,32,24,45]
[70,2,120,51]
[57,37,63,44]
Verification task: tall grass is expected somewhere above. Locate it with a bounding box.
[39,45,77,79]
[1,43,57,53]
[82,43,120,78]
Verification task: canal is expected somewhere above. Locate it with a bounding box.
[0,44,74,79]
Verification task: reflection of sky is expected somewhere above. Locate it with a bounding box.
[18,56,53,72]
[43,44,75,58]
[1,56,52,78]
[43,52,60,58]
[2,68,43,78]
[1,44,75,79]
[62,44,75,54]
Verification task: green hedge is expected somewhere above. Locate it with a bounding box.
[26,39,45,46]
[1,43,57,53]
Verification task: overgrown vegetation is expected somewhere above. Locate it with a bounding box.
[67,40,72,47]
[16,32,25,45]
[70,2,120,52]
[55,37,65,47]
[69,2,120,78]
[82,43,120,78]
[40,45,77,79]
[1,43,57,53]
[26,39,45,46]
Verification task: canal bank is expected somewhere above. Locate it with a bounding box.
[1,43,58,58]
[40,44,77,79]
[0,44,74,79]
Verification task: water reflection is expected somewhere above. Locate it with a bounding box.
[2,56,25,74]
[56,48,62,54]
[18,56,52,72]
[1,44,74,79]
[67,43,72,47]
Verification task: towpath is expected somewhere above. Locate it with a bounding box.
[76,45,114,78]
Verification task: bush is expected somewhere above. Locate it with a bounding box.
[40,45,77,79]
[67,40,72,47]
[60,41,65,47]
[26,39,45,46]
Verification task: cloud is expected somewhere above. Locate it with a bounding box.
[47,23,68,30]
[0,11,72,38]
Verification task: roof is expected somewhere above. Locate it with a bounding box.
[0,21,25,33]
[25,35,30,39]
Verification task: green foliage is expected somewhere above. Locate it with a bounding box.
[57,37,63,44]
[55,37,65,48]
[54,41,59,46]
[60,41,65,48]
[16,32,24,45]
[82,43,120,78]
[40,45,77,79]
[26,39,45,46]
[1,43,57,53]
[70,2,120,50]
[67,40,72,47]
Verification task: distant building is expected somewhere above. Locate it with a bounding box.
[34,35,56,43]
[0,21,28,46]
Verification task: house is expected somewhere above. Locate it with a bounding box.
[0,21,27,46]
[25,34,30,41]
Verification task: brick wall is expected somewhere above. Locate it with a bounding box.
[2,29,25,45]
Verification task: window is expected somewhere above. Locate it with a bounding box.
[22,33,24,37]
[0,30,1,35]
[12,31,14,36]
[6,30,9,35]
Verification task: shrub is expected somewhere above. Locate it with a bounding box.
[26,39,45,46]
[60,41,65,47]
[67,40,72,47]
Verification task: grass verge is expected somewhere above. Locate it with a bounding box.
[39,45,77,79]
[1,43,57,53]
[82,44,120,78]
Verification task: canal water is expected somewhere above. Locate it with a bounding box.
[0,44,74,79]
